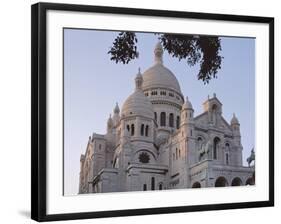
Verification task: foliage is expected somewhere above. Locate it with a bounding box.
[108,32,223,84]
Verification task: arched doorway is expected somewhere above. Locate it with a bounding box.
[215,176,228,187]
[192,182,201,188]
[231,177,242,186]
[245,177,255,185]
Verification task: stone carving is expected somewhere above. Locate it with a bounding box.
[199,140,211,161]
[247,148,255,167]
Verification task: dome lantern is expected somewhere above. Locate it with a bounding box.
[154,41,163,64]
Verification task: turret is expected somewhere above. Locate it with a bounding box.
[203,93,222,126]
[231,113,240,127]
[112,103,120,127]
[231,113,241,143]
[181,96,194,126]
[231,113,243,165]
[107,114,113,134]
[179,96,195,142]
[180,96,194,138]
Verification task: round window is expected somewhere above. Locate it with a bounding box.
[138,152,150,163]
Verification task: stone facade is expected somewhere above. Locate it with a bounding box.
[78,43,254,194]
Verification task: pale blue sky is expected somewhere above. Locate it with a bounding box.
[64,29,255,196]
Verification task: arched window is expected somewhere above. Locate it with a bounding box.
[197,137,203,150]
[211,104,218,125]
[154,112,157,122]
[143,184,147,191]
[176,148,178,160]
[160,112,166,126]
[151,177,155,190]
[140,124,144,136]
[159,183,163,190]
[225,153,229,165]
[169,113,174,127]
[179,149,181,158]
[126,125,130,132]
[139,152,150,163]
[213,137,220,159]
[176,116,180,129]
[131,124,135,136]
[145,125,149,137]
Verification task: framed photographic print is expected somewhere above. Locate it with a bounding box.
[31,2,274,222]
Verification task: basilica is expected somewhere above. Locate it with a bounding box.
[79,42,254,194]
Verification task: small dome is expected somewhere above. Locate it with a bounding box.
[122,91,154,118]
[142,42,182,94]
[182,96,193,110]
[231,113,239,125]
[121,70,154,119]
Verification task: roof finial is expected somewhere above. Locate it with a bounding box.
[154,41,163,64]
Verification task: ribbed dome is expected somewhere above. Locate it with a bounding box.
[121,90,154,118]
[142,42,182,94]
[142,64,182,94]
[121,69,154,119]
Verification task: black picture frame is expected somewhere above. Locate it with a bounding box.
[31,2,274,222]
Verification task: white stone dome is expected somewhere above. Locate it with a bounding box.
[142,64,182,94]
[121,70,154,119]
[122,91,154,118]
[142,42,182,95]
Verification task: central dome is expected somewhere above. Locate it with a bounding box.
[142,42,182,95]
[142,64,182,94]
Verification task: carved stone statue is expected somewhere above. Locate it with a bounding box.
[247,148,255,167]
[199,140,211,161]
